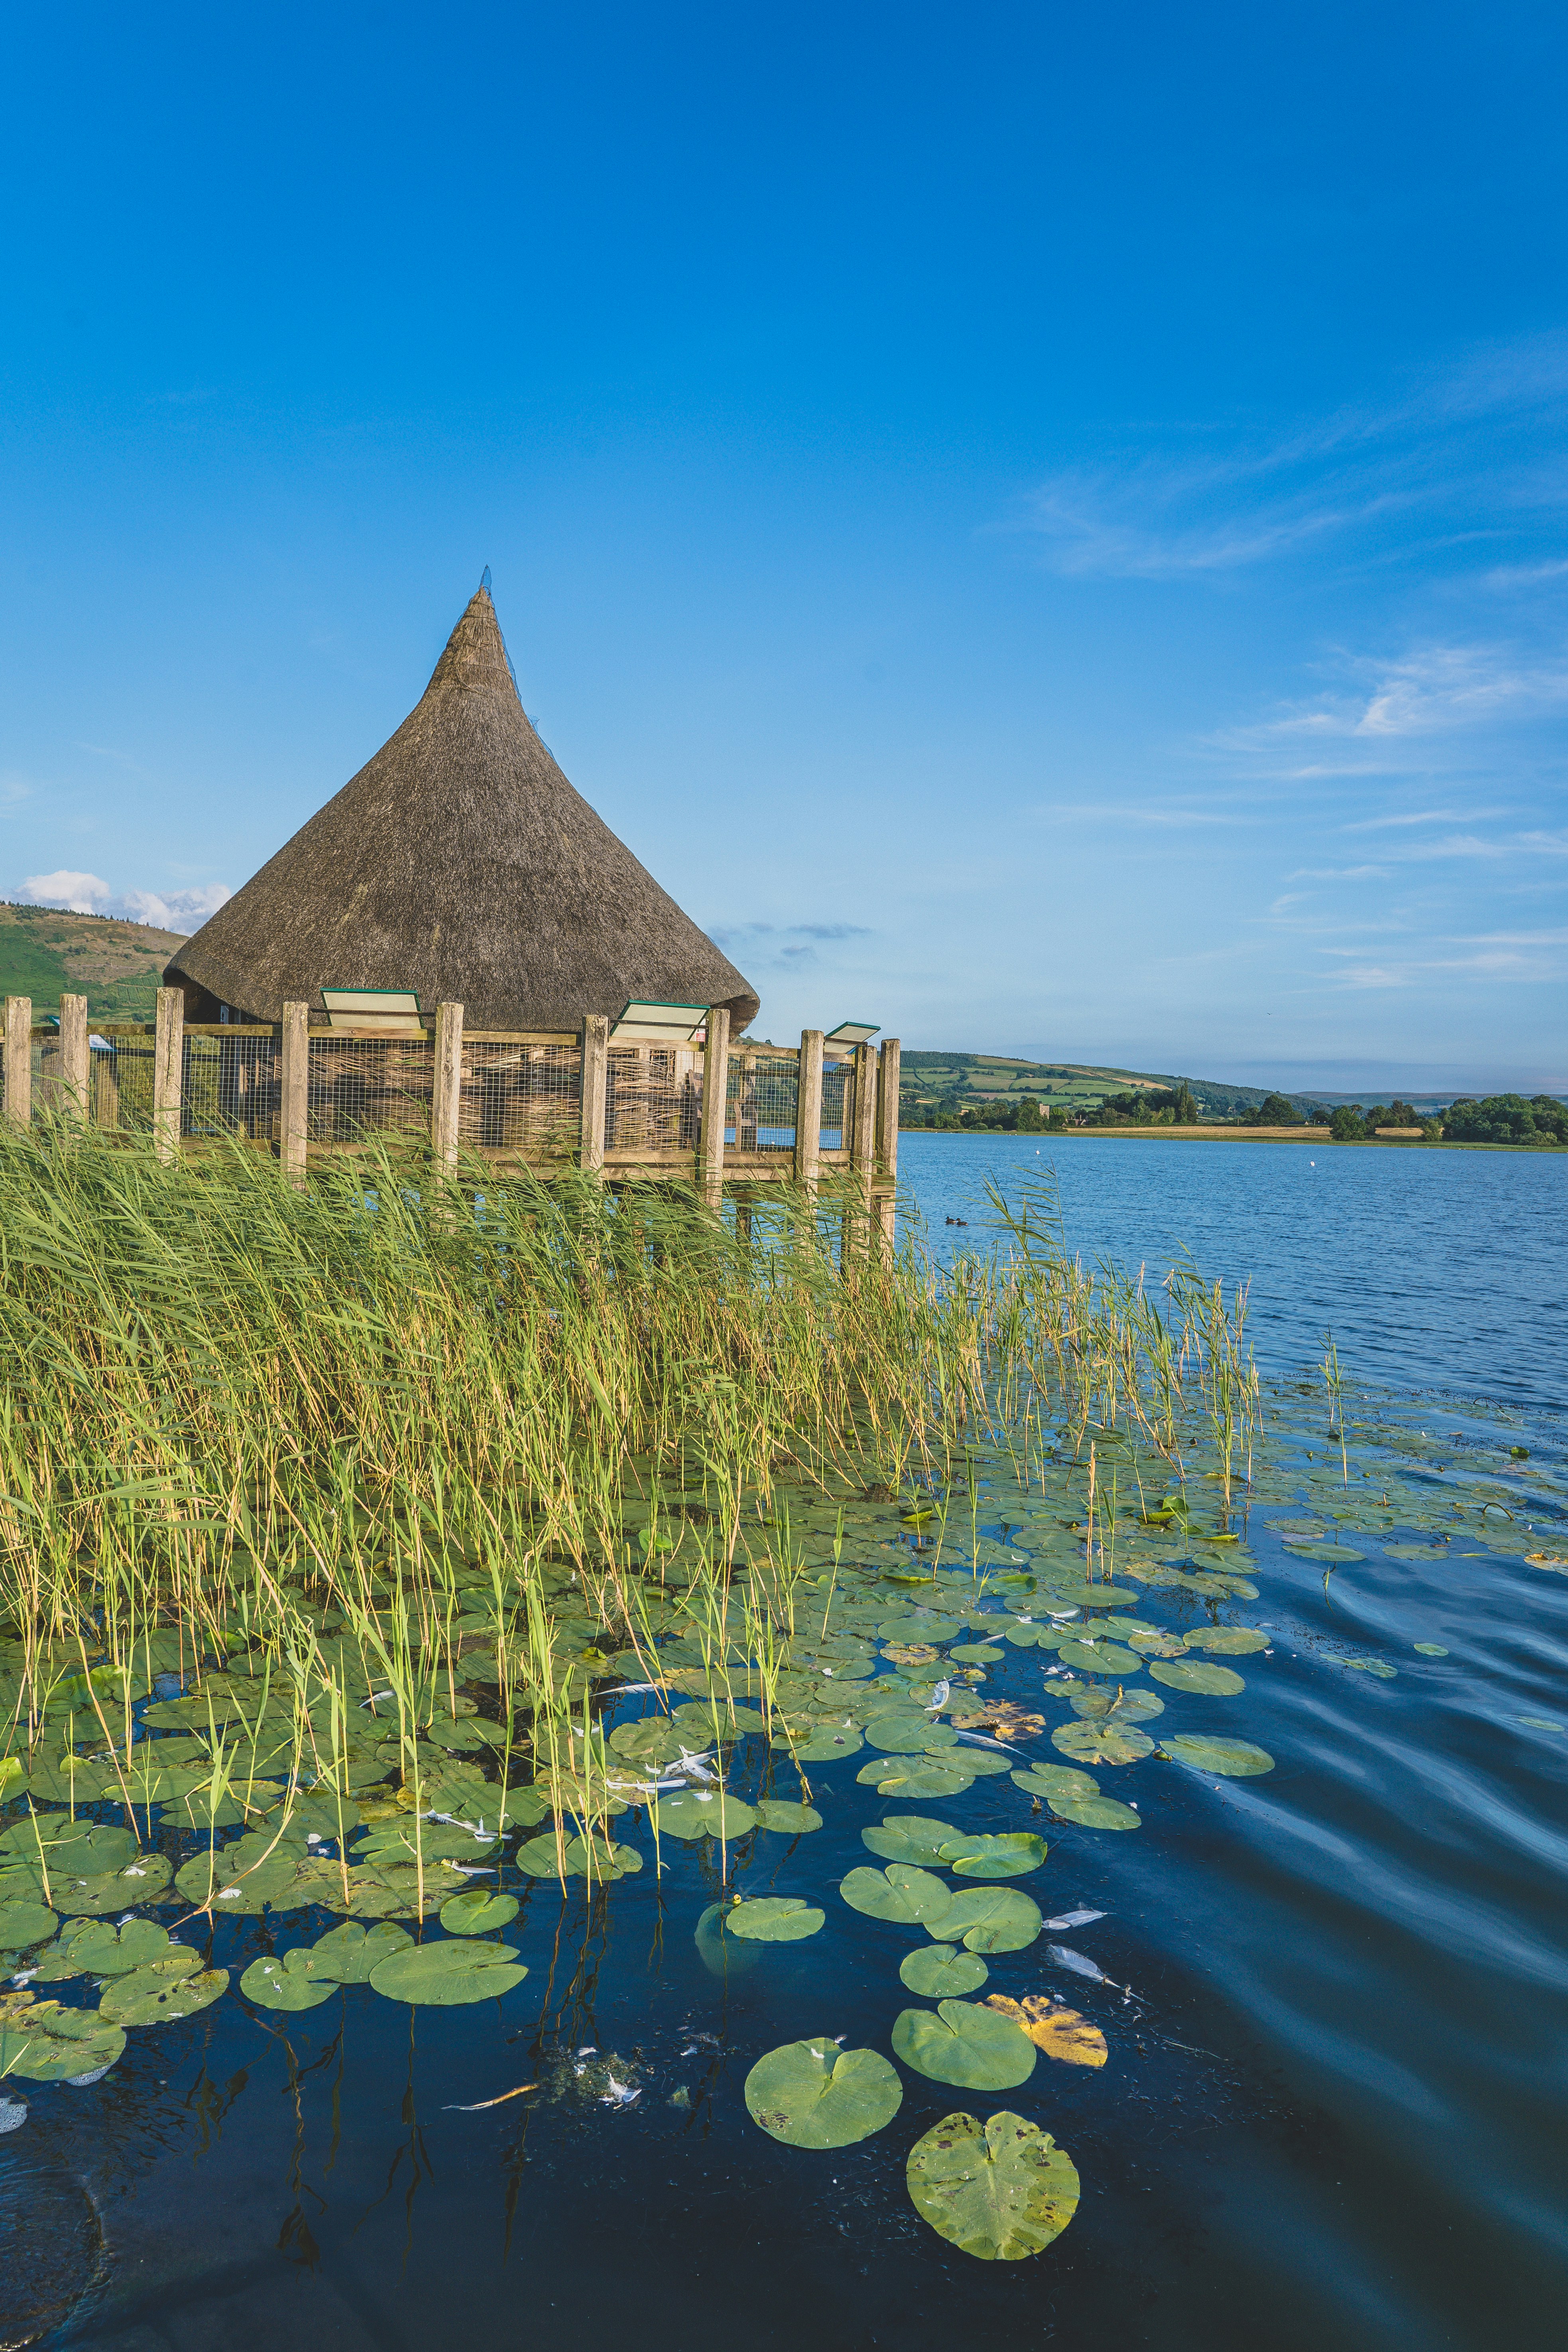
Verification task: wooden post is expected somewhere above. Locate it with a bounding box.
[3,998,32,1127]
[59,996,89,1121]
[578,1014,609,1175]
[279,1002,309,1188]
[842,1040,879,1268]
[432,1002,464,1171]
[698,1005,730,1209]
[874,1035,900,1255]
[153,986,184,1165]
[795,1028,824,1197]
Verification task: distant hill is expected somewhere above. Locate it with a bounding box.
[0,903,187,1024]
[899,1051,1320,1120]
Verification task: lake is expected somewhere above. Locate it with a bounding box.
[2,1140,1564,2352]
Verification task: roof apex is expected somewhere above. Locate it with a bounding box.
[426,583,517,699]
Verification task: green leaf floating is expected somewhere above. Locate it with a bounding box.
[1070,1688,1163,1723]
[1183,1627,1269,1654]
[306,1921,413,1982]
[744,2037,903,2148]
[892,1999,1036,2090]
[368,1940,527,2005]
[858,1760,976,1799]
[646,1790,757,1842]
[937,1833,1047,1881]
[516,1833,642,1879]
[241,1949,339,2012]
[907,2110,1080,2260]
[0,1996,126,2082]
[1051,1722,1154,1765]
[54,1855,174,1915]
[100,1954,230,2026]
[861,1815,956,1866]
[1050,1793,1141,1829]
[1149,1660,1245,1696]
[839,1865,954,1925]
[900,1944,989,1996]
[864,1713,959,1755]
[0,1901,57,1954]
[753,1800,823,1834]
[1010,1764,1099,1803]
[926,1888,1042,1953]
[0,1819,137,1874]
[1162,1734,1275,1776]
[35,1917,171,1979]
[726,1897,825,1943]
[783,1724,864,1762]
[1055,1639,1142,1676]
[439,1888,519,1934]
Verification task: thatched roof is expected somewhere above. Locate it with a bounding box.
[165,587,759,1032]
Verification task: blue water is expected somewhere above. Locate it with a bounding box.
[896,1132,1568,1412]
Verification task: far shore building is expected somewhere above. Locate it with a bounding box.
[163,585,759,1037]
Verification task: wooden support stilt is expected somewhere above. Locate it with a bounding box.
[843,1039,879,1269]
[578,1014,610,1175]
[153,987,184,1166]
[4,998,32,1128]
[59,996,89,1121]
[699,1006,730,1209]
[432,1002,464,1171]
[874,1034,900,1255]
[795,1028,823,1198]
[279,1002,309,1188]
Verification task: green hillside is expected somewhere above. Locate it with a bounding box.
[0,903,189,1024]
[900,1051,1320,1122]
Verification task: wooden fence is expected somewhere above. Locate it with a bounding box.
[0,993,899,1241]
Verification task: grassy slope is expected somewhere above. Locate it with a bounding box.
[899,1049,1318,1120]
[0,903,189,1024]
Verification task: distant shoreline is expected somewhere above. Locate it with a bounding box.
[899,1127,1564,1153]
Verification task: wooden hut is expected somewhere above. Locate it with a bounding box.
[163,584,759,1035]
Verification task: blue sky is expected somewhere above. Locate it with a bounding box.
[2,2,1564,1093]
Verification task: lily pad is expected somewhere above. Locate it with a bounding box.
[906,2110,1079,2260]
[753,1800,823,1835]
[783,1724,864,1762]
[892,1999,1035,2090]
[1068,1688,1164,1723]
[54,1854,173,1914]
[0,1995,126,2082]
[240,1950,339,2012]
[34,1918,171,1978]
[839,1864,954,1925]
[986,1993,1107,2067]
[1051,1722,1153,1765]
[1010,1764,1098,1803]
[0,1901,57,1954]
[857,1759,976,1799]
[1285,1543,1364,1563]
[1055,1640,1141,1676]
[439,1888,519,1935]
[646,1789,756,1842]
[368,1939,527,2005]
[1183,1627,1269,1655]
[1050,1793,1141,1830]
[899,1944,989,1996]
[100,1954,229,2025]
[744,2037,903,2148]
[1162,1734,1275,1776]
[1048,1583,1139,1609]
[1149,1660,1246,1696]
[864,1713,958,1754]
[1413,1643,1449,1657]
[0,1819,137,1875]
[726,1897,825,1943]
[926,1888,1042,1953]
[305,1920,413,1982]
[937,1833,1047,1881]
[861,1815,956,1866]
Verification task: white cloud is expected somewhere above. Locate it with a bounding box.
[16,874,231,927]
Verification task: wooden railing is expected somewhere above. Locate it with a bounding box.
[0,992,899,1242]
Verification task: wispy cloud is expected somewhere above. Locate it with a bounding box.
[1286,865,1389,881]
[15,872,230,927]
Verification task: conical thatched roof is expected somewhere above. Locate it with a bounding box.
[165,587,759,1032]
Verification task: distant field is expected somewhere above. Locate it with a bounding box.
[898,1049,1319,1121]
[0,903,187,1024]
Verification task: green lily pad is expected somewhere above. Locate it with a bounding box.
[606,1718,689,1768]
[0,1901,57,1954]
[925,1888,1042,1952]
[53,1854,173,1914]
[1050,1793,1141,1830]
[899,1944,989,1996]
[0,1996,126,2082]
[1340,1657,1398,1678]
[100,1954,229,2025]
[861,1815,956,1866]
[439,1888,519,1935]
[1051,1722,1153,1765]
[782,1724,864,1762]
[647,1789,756,1841]
[0,1819,137,1875]
[353,1823,500,1868]
[34,1917,171,1978]
[1048,1584,1139,1609]
[857,1759,976,1799]
[1149,1660,1246,1696]
[726,1897,825,1943]
[892,1999,1035,2090]
[240,1950,339,2011]
[1162,1734,1275,1775]
[907,2110,1079,2260]
[1413,1643,1449,1657]
[744,2037,903,2148]
[1069,1688,1164,1722]
[753,1800,823,1834]
[1055,1640,1141,1676]
[937,1833,1047,1881]
[839,1864,954,1925]
[305,1920,413,1982]
[1183,1627,1269,1654]
[1125,1628,1187,1657]
[1285,1543,1364,1563]
[1010,1764,1099,1803]
[864,1714,958,1754]
[368,1939,527,2005]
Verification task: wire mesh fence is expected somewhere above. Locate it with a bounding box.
[181,1031,281,1142]
[725,1052,799,1151]
[821,1056,853,1150]
[605,1045,703,1154]
[460,1039,582,1156]
[306,1033,434,1144]
[91,1032,159,1134]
